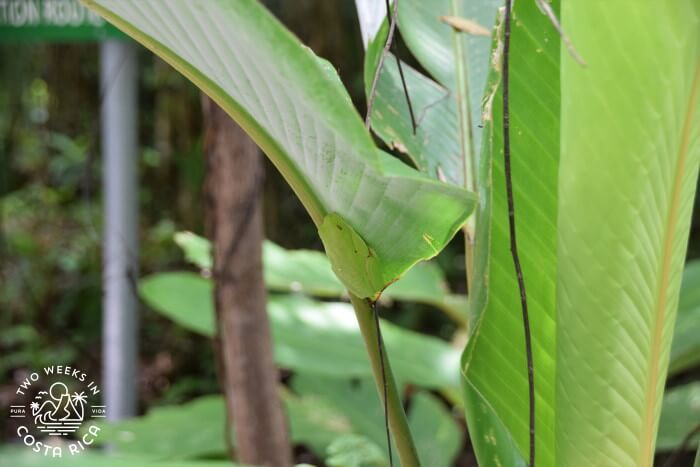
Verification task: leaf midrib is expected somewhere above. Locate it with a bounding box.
[640,62,700,465]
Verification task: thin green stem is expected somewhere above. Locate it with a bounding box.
[450,0,476,192]
[349,293,421,467]
[449,0,477,295]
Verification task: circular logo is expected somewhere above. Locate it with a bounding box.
[8,365,106,458]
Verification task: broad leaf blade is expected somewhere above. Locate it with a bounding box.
[360,14,462,185]
[409,391,462,467]
[87,393,352,460]
[557,2,700,465]
[397,0,499,90]
[398,0,500,152]
[461,2,560,465]
[365,47,462,185]
[356,0,499,186]
[83,0,475,299]
[292,375,389,457]
[292,374,462,466]
[139,273,461,391]
[87,396,227,459]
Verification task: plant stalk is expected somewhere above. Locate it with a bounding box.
[349,293,421,467]
[449,0,477,296]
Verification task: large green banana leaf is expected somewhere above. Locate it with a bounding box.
[461,1,560,465]
[464,1,700,465]
[82,0,475,299]
[557,2,700,465]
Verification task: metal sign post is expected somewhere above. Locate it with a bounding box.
[100,39,138,421]
[1,0,138,422]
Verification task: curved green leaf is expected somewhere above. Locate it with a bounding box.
[462,2,560,465]
[83,0,474,299]
[398,0,500,154]
[463,1,699,465]
[461,378,527,467]
[362,17,462,185]
[356,0,499,186]
[366,50,461,186]
[557,2,700,465]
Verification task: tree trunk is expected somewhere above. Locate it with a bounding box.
[202,95,292,467]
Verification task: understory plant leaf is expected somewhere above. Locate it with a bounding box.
[408,391,463,467]
[86,396,228,459]
[82,0,475,299]
[356,0,500,186]
[85,393,353,460]
[364,27,461,186]
[0,448,237,467]
[656,382,700,452]
[461,1,560,465]
[397,0,500,156]
[85,379,461,466]
[139,273,461,391]
[669,260,700,376]
[174,231,465,320]
[325,435,387,467]
[292,374,462,467]
[556,2,700,465]
[461,1,700,465]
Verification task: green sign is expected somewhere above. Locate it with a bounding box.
[0,0,124,41]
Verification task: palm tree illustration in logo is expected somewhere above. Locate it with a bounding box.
[31,382,86,433]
